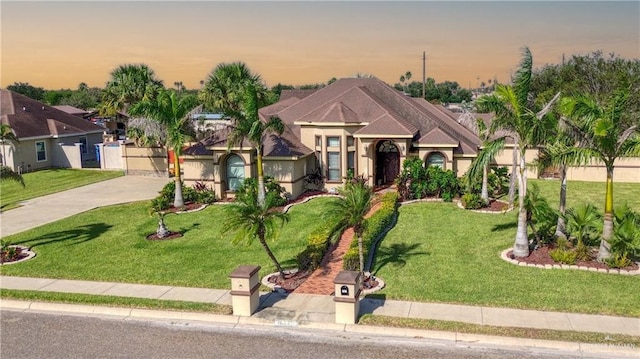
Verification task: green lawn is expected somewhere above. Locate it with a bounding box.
[529,179,640,212]
[1,169,124,211]
[2,178,638,317]
[0,197,338,288]
[371,179,640,317]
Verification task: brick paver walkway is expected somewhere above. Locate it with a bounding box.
[294,199,384,295]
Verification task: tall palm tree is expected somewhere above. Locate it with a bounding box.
[534,129,575,239]
[460,112,504,203]
[128,89,198,208]
[100,63,164,116]
[199,62,266,118]
[476,47,559,257]
[559,90,640,260]
[0,124,19,169]
[228,83,285,206]
[327,181,373,275]
[221,190,290,279]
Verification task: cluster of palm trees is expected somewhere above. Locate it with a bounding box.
[469,46,640,261]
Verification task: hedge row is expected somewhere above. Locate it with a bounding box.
[343,192,399,271]
[295,220,338,272]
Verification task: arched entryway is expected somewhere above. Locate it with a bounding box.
[375,140,400,186]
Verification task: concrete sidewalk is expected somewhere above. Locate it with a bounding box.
[0,175,168,237]
[1,276,638,337]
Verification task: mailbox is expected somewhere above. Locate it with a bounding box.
[229,265,261,316]
[333,271,362,324]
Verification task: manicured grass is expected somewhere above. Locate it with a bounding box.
[359,315,640,347]
[0,197,338,289]
[371,199,640,317]
[0,289,231,314]
[529,179,640,212]
[0,168,124,211]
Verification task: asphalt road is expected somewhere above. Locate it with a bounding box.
[1,310,601,359]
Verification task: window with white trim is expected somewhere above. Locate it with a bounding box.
[36,141,46,162]
[327,152,340,181]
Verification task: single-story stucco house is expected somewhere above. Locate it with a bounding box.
[181,76,638,199]
[182,77,486,198]
[0,89,105,171]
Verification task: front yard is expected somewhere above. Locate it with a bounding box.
[1,179,639,317]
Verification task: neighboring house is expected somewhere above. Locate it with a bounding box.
[0,89,105,171]
[53,105,92,119]
[182,77,483,199]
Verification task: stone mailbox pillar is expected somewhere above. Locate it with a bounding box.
[333,270,362,324]
[229,265,261,316]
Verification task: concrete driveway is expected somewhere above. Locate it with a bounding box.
[0,175,169,237]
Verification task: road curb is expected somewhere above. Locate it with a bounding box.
[2,300,638,358]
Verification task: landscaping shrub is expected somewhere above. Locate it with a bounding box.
[461,193,484,209]
[396,157,459,202]
[549,248,577,265]
[192,181,216,204]
[296,220,338,271]
[153,180,216,210]
[607,210,640,267]
[236,177,287,207]
[343,192,398,271]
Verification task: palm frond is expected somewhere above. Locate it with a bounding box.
[0,166,25,187]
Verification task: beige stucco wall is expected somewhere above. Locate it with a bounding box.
[52,143,82,168]
[491,146,540,178]
[565,157,640,183]
[122,145,168,176]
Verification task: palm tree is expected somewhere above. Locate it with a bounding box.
[460,112,504,203]
[475,47,559,257]
[534,129,576,239]
[559,90,640,260]
[327,181,373,276]
[100,63,164,116]
[199,62,266,118]
[221,190,290,279]
[0,124,19,169]
[1,166,25,187]
[228,83,285,206]
[128,89,198,208]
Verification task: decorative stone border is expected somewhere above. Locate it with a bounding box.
[500,248,640,275]
[174,204,208,214]
[361,275,385,295]
[399,198,444,206]
[261,269,300,293]
[1,245,36,265]
[281,194,341,214]
[456,200,514,214]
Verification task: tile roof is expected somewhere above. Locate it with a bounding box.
[419,127,458,145]
[279,89,318,101]
[1,89,104,139]
[53,105,90,116]
[261,77,481,155]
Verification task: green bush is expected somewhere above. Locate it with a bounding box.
[396,157,459,202]
[236,177,287,207]
[343,192,398,271]
[549,248,577,265]
[461,193,484,209]
[296,222,336,271]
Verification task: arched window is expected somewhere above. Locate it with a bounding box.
[426,152,445,169]
[226,154,245,191]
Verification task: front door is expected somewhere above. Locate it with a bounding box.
[375,140,400,186]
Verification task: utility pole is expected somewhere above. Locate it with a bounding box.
[422,51,426,99]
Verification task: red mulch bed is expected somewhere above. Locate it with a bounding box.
[162,202,206,213]
[1,247,28,263]
[484,199,510,212]
[146,232,184,241]
[507,245,639,272]
[267,270,313,292]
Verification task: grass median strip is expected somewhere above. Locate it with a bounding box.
[0,289,232,314]
[359,314,640,347]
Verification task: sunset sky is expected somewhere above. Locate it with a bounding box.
[1,1,639,90]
